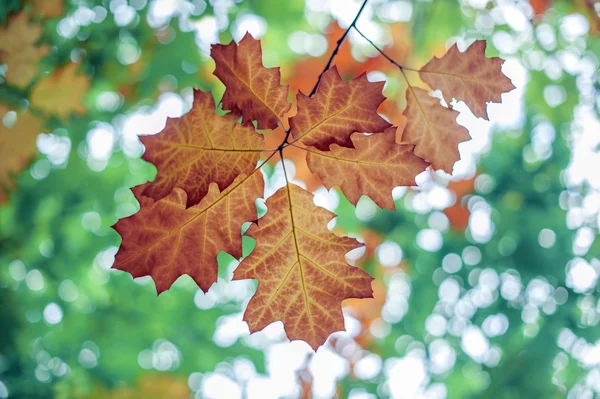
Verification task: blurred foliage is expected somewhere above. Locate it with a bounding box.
[1,0,599,398]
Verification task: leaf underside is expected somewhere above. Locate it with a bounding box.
[290,66,391,151]
[140,89,264,207]
[234,183,373,350]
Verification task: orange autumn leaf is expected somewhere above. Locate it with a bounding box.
[30,0,65,18]
[403,87,470,173]
[139,89,263,207]
[211,33,290,129]
[113,172,263,293]
[359,229,384,260]
[83,374,190,399]
[419,40,515,120]
[0,106,44,203]
[444,176,476,231]
[30,63,89,119]
[379,99,408,132]
[286,57,322,96]
[0,12,49,87]
[345,278,386,349]
[529,0,552,17]
[290,66,391,150]
[306,128,429,209]
[233,183,373,349]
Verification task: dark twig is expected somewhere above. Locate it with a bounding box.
[277,128,292,153]
[271,0,372,177]
[308,0,370,98]
[352,25,419,85]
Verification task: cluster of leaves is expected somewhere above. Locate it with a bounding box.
[113,32,514,349]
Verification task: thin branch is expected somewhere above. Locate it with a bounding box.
[267,0,372,164]
[352,26,421,88]
[308,0,370,98]
[352,26,419,73]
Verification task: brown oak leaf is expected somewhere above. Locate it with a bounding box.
[140,89,264,207]
[419,40,515,120]
[290,66,391,151]
[306,128,429,209]
[0,12,49,87]
[30,0,65,18]
[0,106,44,203]
[402,87,470,173]
[113,172,264,293]
[234,183,373,349]
[30,63,89,119]
[211,33,290,130]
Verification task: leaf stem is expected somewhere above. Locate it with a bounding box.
[308,0,370,98]
[279,148,290,185]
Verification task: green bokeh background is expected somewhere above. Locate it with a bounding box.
[1,0,599,398]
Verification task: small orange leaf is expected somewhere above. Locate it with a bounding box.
[113,172,264,293]
[419,40,515,120]
[30,0,65,18]
[402,87,470,173]
[444,176,476,231]
[85,374,190,399]
[0,12,49,87]
[30,63,89,119]
[140,89,264,207]
[529,0,552,17]
[290,66,391,151]
[345,278,386,348]
[234,183,373,349]
[0,106,44,203]
[211,33,290,129]
[306,128,429,209]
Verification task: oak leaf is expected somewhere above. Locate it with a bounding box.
[444,176,476,231]
[140,89,264,207]
[419,40,515,120]
[30,63,89,119]
[233,183,373,349]
[211,33,290,130]
[402,87,470,173]
[306,128,429,209]
[290,66,391,151]
[0,12,49,87]
[29,0,65,18]
[0,106,44,203]
[529,0,552,17]
[113,172,264,293]
[81,374,190,399]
